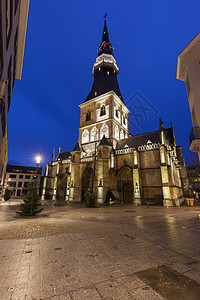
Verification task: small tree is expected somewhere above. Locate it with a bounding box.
[16,183,43,216]
[4,188,11,201]
[104,189,115,204]
[85,190,97,207]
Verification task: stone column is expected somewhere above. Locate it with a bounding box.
[52,164,59,202]
[160,146,173,207]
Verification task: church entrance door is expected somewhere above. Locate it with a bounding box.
[123,183,133,204]
[81,167,93,201]
[117,166,133,204]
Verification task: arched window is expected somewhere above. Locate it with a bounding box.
[115,109,119,118]
[100,123,109,139]
[90,127,98,142]
[123,114,126,125]
[115,125,119,140]
[120,129,124,140]
[86,111,91,122]
[82,129,89,144]
[100,105,106,116]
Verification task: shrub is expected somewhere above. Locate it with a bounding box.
[4,188,11,201]
[16,183,43,216]
[85,190,97,207]
[105,189,115,204]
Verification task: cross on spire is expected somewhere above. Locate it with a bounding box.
[103,10,108,21]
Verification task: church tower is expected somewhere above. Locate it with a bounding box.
[79,16,130,154]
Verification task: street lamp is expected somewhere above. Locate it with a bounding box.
[36,156,41,167]
[35,156,42,187]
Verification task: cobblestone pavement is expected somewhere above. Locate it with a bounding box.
[0,199,200,299]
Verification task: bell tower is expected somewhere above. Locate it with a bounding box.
[79,16,129,154]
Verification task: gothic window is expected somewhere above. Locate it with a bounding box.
[100,105,106,116]
[86,111,91,122]
[91,127,98,141]
[123,115,126,125]
[82,129,89,144]
[120,129,124,140]
[115,125,119,140]
[115,109,119,118]
[100,123,109,139]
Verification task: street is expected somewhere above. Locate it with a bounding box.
[0,200,200,299]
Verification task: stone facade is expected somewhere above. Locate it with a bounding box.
[42,18,185,207]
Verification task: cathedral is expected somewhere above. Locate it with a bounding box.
[41,17,186,207]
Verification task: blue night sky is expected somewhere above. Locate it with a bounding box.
[8,0,200,170]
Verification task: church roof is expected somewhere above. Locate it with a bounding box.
[73,142,81,152]
[55,151,71,161]
[116,131,161,149]
[117,127,175,149]
[98,135,112,147]
[84,66,124,103]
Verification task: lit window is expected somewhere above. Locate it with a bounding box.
[82,129,89,143]
[115,125,119,140]
[100,124,109,139]
[95,91,97,96]
[107,71,109,75]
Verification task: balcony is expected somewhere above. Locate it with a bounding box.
[189,127,200,144]
[189,127,200,154]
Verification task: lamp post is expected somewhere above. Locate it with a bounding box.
[35,156,41,190]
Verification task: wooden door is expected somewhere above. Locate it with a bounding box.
[123,184,133,204]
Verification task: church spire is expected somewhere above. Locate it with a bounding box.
[98,14,114,56]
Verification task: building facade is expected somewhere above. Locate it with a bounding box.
[42,18,185,207]
[176,33,200,161]
[4,164,42,197]
[186,164,200,193]
[0,0,30,192]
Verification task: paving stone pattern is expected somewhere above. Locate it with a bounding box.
[0,200,200,299]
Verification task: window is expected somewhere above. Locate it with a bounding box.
[90,127,98,142]
[15,0,19,14]
[13,28,18,87]
[18,182,22,187]
[10,174,16,178]
[19,175,23,179]
[25,175,30,179]
[115,125,119,140]
[82,129,89,144]
[0,101,6,137]
[120,129,124,140]
[6,0,13,48]
[186,75,191,96]
[100,105,106,116]
[7,56,12,111]
[123,115,126,125]
[9,181,16,187]
[115,109,119,118]
[100,123,109,139]
[86,111,91,122]
[24,182,29,188]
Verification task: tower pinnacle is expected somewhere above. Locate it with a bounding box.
[98,15,113,56]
